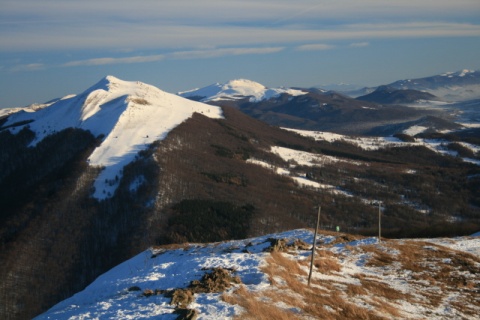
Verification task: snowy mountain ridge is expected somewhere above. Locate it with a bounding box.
[441,69,476,78]
[2,75,223,199]
[35,228,480,319]
[179,78,307,102]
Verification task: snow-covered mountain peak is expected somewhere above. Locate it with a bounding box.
[224,78,266,91]
[2,76,223,199]
[179,79,307,102]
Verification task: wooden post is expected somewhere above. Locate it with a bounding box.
[308,206,321,286]
[378,202,381,243]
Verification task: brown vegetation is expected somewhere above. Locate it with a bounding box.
[224,250,393,320]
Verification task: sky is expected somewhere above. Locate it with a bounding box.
[1,0,480,109]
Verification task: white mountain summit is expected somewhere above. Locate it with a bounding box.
[179,79,307,102]
[3,76,223,199]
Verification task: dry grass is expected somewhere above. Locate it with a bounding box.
[346,283,367,296]
[369,297,402,318]
[222,286,300,320]
[359,278,410,301]
[222,236,480,319]
[314,256,342,274]
[224,250,388,320]
[362,244,396,268]
[268,251,306,276]
[299,249,342,274]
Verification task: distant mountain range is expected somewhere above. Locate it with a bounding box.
[340,69,480,102]
[179,79,465,135]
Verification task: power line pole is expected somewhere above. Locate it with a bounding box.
[308,206,321,286]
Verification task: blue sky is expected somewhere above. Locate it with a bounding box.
[1,0,480,108]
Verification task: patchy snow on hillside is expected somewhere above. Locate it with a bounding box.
[271,145,361,166]
[3,76,223,199]
[179,79,307,102]
[246,157,348,195]
[284,128,480,166]
[283,128,404,150]
[35,229,480,319]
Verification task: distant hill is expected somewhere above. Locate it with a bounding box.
[356,85,441,104]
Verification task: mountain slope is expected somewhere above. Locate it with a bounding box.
[2,76,223,199]
[35,229,480,319]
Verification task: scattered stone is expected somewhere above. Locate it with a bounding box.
[264,238,289,252]
[128,286,141,292]
[189,267,242,293]
[142,289,155,297]
[174,308,199,320]
[293,239,311,250]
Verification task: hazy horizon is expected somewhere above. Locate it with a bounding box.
[1,0,480,108]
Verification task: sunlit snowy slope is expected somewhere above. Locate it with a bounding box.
[2,76,223,199]
[179,79,307,102]
[35,229,480,319]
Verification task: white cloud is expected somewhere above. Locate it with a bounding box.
[349,42,369,47]
[63,55,165,67]
[61,47,285,67]
[10,63,45,72]
[295,44,335,51]
[169,47,285,60]
[3,22,479,53]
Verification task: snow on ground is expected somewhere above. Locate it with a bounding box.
[284,127,480,165]
[3,76,223,199]
[403,125,428,136]
[246,148,352,196]
[283,127,404,151]
[35,229,480,319]
[271,145,360,166]
[179,79,307,102]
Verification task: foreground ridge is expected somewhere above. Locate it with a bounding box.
[36,229,480,319]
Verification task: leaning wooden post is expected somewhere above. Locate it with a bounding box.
[308,206,321,286]
[378,202,382,243]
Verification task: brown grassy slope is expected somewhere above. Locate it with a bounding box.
[224,234,480,319]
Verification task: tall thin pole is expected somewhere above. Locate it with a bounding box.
[308,206,321,286]
[378,202,381,243]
